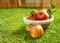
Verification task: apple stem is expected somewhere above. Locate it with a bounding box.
[31,13,36,18]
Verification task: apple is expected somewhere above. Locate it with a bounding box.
[28,15,35,20]
[29,24,44,38]
[36,9,49,20]
[28,10,38,20]
[30,10,38,15]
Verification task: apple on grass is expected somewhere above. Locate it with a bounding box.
[29,24,44,38]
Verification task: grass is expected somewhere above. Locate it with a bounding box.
[0,8,60,43]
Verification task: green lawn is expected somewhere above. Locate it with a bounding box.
[0,8,60,43]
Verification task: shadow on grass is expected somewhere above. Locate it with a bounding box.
[11,24,47,43]
[11,25,35,41]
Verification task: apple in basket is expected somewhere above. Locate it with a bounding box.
[26,24,44,38]
[28,9,49,20]
[36,9,49,20]
[28,10,38,20]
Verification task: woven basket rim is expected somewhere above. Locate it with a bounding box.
[23,15,54,24]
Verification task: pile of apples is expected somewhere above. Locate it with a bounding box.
[28,9,49,20]
[26,9,51,38]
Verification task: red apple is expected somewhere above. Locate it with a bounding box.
[29,24,44,38]
[30,10,38,15]
[28,10,38,20]
[28,15,35,20]
[36,9,49,20]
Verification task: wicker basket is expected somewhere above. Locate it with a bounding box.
[23,15,54,30]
